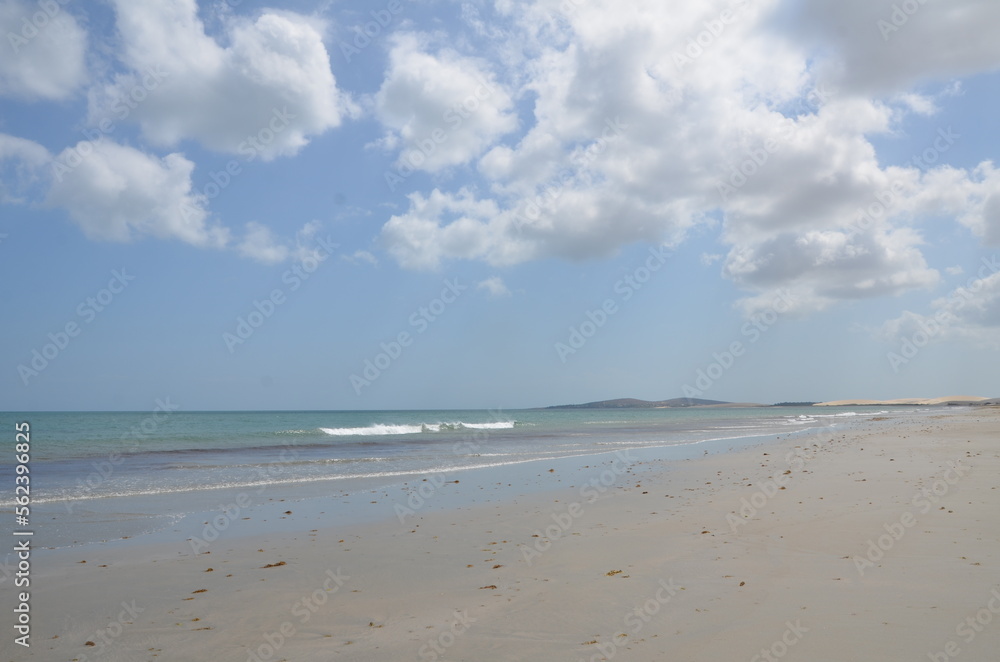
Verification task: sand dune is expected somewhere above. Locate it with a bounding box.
[815,395,990,406]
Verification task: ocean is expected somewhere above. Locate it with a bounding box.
[0,406,907,549]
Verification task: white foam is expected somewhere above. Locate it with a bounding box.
[319,421,516,436]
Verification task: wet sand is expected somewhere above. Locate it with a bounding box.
[17,409,1000,661]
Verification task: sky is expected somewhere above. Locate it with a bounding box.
[1,0,999,412]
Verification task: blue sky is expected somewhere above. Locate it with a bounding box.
[2,0,999,411]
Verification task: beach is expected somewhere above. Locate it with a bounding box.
[10,407,1000,661]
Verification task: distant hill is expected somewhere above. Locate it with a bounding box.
[546,397,736,409]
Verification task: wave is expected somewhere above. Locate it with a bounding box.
[319,421,517,437]
[790,410,890,420]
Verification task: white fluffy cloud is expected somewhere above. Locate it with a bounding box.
[237,222,290,264]
[46,139,228,248]
[1,132,321,262]
[236,220,326,264]
[0,0,87,100]
[375,33,517,173]
[89,0,353,160]
[723,226,939,315]
[477,276,511,297]
[377,0,1000,321]
[880,264,1000,349]
[380,188,507,269]
[912,162,1000,246]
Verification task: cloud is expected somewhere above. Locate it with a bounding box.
[342,250,378,266]
[700,253,723,266]
[380,188,508,270]
[782,0,1000,94]
[0,132,51,203]
[0,0,87,100]
[45,139,229,248]
[90,0,354,160]
[236,220,329,264]
[237,222,290,264]
[375,33,517,173]
[723,226,939,315]
[913,162,1000,246]
[1,133,322,262]
[880,261,1000,349]
[372,0,1000,322]
[477,276,511,297]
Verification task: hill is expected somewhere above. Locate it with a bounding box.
[546,397,737,409]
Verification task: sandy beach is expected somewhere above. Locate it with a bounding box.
[16,408,1000,662]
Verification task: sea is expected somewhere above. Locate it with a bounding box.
[0,406,920,550]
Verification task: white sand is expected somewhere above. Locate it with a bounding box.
[18,409,1000,661]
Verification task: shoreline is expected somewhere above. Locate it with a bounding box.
[29,408,882,551]
[16,408,1000,661]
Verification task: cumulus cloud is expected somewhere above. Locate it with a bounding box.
[781,0,1000,94]
[375,33,517,173]
[0,0,87,100]
[236,220,328,264]
[0,133,322,262]
[380,188,508,270]
[90,0,353,160]
[723,226,939,315]
[45,139,229,248]
[880,262,1000,349]
[237,222,290,264]
[477,276,511,297]
[913,162,1000,246]
[374,0,1000,323]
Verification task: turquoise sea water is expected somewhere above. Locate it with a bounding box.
[0,406,899,507]
[0,406,919,549]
